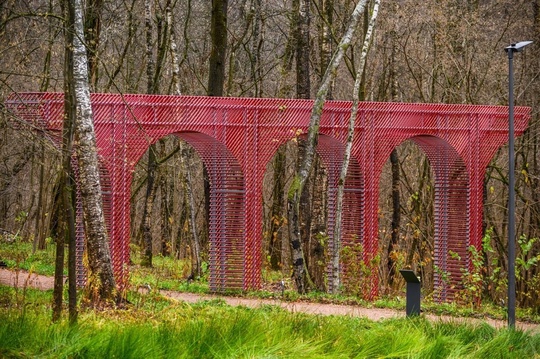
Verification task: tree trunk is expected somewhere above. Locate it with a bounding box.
[167,5,182,95]
[140,0,179,263]
[330,0,379,294]
[208,0,228,96]
[387,148,400,286]
[72,0,116,304]
[52,219,65,322]
[84,0,103,89]
[293,0,313,291]
[278,0,297,97]
[54,0,77,323]
[152,4,170,94]
[33,0,55,253]
[139,0,157,267]
[103,0,136,92]
[181,143,202,278]
[64,0,79,323]
[269,147,286,270]
[288,0,370,294]
[295,0,311,99]
[319,0,333,99]
[304,153,327,291]
[140,147,157,267]
[250,0,263,97]
[145,0,155,93]
[387,9,400,289]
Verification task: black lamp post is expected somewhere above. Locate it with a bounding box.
[504,40,532,329]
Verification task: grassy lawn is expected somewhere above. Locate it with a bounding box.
[129,250,210,294]
[1,285,540,358]
[0,239,58,276]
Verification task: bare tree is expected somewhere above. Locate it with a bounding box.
[208,0,228,96]
[167,5,181,95]
[318,0,334,98]
[139,0,180,268]
[179,142,202,278]
[64,0,80,323]
[71,0,116,304]
[53,0,78,323]
[288,0,369,293]
[139,0,159,267]
[331,0,380,294]
[84,0,103,89]
[387,5,400,288]
[295,0,311,99]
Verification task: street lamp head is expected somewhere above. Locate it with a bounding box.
[505,41,533,53]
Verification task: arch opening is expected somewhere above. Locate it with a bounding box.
[129,132,245,292]
[261,134,363,294]
[378,135,469,302]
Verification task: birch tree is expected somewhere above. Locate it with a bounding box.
[330,0,380,294]
[288,0,369,294]
[72,0,116,304]
[319,0,334,99]
[167,5,181,95]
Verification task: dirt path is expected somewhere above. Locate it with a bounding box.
[1,268,538,332]
[161,290,402,321]
[0,267,56,291]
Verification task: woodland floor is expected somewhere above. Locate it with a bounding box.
[1,268,538,333]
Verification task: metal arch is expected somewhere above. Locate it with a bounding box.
[410,135,470,301]
[176,131,246,291]
[5,92,531,300]
[297,133,364,294]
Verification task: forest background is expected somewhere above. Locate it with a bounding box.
[1,0,540,310]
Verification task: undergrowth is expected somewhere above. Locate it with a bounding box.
[0,239,58,276]
[129,250,209,294]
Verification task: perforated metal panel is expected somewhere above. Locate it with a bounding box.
[5,92,530,300]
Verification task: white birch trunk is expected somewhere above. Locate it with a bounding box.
[287,0,369,293]
[331,0,380,293]
[167,6,182,95]
[72,0,116,302]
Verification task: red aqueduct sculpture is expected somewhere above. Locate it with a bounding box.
[6,92,530,300]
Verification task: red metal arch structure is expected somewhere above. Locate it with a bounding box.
[6,92,530,300]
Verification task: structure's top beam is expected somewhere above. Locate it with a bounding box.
[5,92,531,136]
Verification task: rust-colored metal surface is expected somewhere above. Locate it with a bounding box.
[6,93,530,300]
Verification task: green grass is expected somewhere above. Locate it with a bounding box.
[0,284,53,310]
[129,251,210,293]
[1,286,540,358]
[0,239,58,276]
